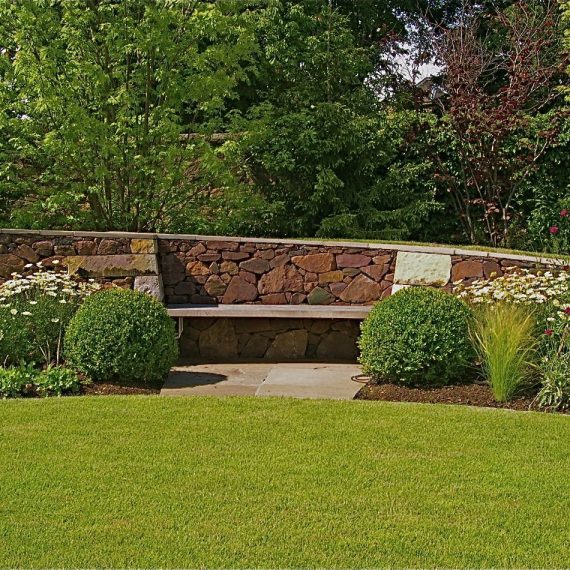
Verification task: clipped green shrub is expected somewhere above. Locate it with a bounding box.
[359,287,474,386]
[65,289,178,383]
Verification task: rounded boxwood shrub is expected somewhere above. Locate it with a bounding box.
[359,287,474,386]
[65,289,178,383]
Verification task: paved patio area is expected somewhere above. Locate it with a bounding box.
[161,362,364,400]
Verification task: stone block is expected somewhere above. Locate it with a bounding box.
[316,332,357,361]
[258,249,275,260]
[130,239,157,254]
[339,274,382,303]
[206,240,239,251]
[336,253,370,268]
[258,266,303,294]
[204,275,227,297]
[222,276,258,303]
[15,244,40,263]
[239,270,256,284]
[289,292,307,305]
[265,329,308,360]
[222,251,249,261]
[54,245,76,256]
[75,241,97,256]
[311,321,331,334]
[291,253,335,273]
[307,287,334,305]
[0,254,25,278]
[186,260,211,276]
[197,253,222,262]
[174,281,197,296]
[134,275,164,301]
[451,260,484,282]
[220,261,239,275]
[241,335,270,359]
[372,254,392,265]
[240,258,270,274]
[209,262,219,274]
[394,252,451,286]
[270,254,290,268]
[329,282,347,297]
[199,319,238,360]
[97,239,119,255]
[261,293,287,304]
[483,260,502,279]
[189,243,206,256]
[235,319,273,333]
[66,254,158,278]
[361,264,388,281]
[32,240,55,256]
[318,270,344,284]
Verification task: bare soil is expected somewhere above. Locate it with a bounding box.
[355,380,554,412]
[81,381,161,396]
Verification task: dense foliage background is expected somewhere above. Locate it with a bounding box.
[0,0,568,250]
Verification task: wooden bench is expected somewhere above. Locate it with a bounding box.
[167,304,372,338]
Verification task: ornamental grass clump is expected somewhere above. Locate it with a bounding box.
[0,263,100,366]
[65,289,178,384]
[359,287,474,386]
[471,303,537,402]
[457,267,570,408]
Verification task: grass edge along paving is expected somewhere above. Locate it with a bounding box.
[0,395,569,569]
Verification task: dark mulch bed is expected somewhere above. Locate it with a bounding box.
[81,381,161,396]
[355,380,549,412]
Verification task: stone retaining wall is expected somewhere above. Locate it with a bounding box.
[0,230,561,305]
[0,231,162,297]
[180,318,360,362]
[1,229,561,363]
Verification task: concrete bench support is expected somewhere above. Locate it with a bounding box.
[166,304,371,360]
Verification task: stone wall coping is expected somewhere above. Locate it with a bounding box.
[0,228,157,239]
[1,228,564,265]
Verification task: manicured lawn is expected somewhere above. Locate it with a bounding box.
[1,396,569,568]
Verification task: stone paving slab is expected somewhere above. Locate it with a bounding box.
[161,363,271,397]
[161,362,363,400]
[255,363,362,400]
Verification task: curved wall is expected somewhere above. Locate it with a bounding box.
[0,229,561,306]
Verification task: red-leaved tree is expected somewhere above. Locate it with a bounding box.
[432,0,567,246]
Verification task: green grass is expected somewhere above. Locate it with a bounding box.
[1,396,569,568]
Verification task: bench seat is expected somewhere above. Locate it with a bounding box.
[167,304,372,320]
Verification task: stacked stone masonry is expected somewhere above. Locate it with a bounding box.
[181,318,360,362]
[0,231,557,303]
[0,230,561,361]
[160,239,398,305]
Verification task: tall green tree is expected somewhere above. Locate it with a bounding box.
[0,0,259,231]
[230,0,440,238]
